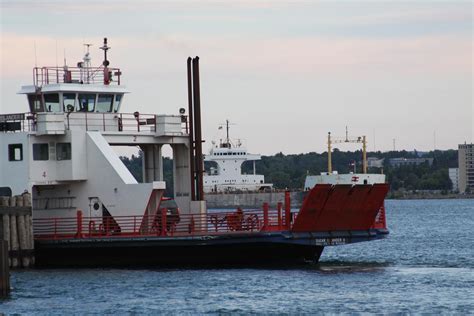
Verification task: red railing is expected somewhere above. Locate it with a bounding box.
[33,204,293,240]
[33,66,122,87]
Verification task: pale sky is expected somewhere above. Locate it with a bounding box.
[1,0,472,155]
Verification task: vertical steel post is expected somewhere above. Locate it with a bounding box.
[327,132,332,173]
[161,208,167,237]
[284,191,291,229]
[263,202,269,230]
[362,135,367,174]
[75,210,83,238]
[187,57,196,201]
[192,57,204,200]
[277,202,283,229]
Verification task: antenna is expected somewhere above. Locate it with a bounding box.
[226,119,230,145]
[99,37,110,67]
[393,138,396,151]
[218,119,236,148]
[63,48,67,67]
[345,126,349,142]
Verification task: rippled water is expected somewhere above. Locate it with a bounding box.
[1,199,473,314]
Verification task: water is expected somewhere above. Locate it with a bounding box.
[1,199,473,314]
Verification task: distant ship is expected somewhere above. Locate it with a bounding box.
[204,120,272,193]
[304,129,386,189]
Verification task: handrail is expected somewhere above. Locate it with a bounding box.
[1,112,188,134]
[33,66,122,87]
[33,206,292,240]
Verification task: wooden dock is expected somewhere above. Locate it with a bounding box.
[0,194,34,269]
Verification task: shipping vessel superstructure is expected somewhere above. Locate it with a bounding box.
[204,120,272,193]
[0,39,389,266]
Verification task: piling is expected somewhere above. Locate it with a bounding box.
[9,215,18,268]
[0,240,10,297]
[0,193,34,269]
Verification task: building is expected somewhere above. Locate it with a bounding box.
[367,157,384,168]
[458,143,474,193]
[388,157,434,167]
[448,168,459,192]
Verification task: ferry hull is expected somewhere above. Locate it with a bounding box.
[34,230,387,267]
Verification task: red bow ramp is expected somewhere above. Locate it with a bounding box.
[292,184,389,232]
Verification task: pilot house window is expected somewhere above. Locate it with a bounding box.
[78,94,96,112]
[96,94,114,112]
[114,94,122,113]
[8,144,23,161]
[33,143,49,161]
[44,94,61,112]
[63,93,76,112]
[28,94,43,112]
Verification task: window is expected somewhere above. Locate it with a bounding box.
[33,143,49,161]
[78,94,96,112]
[28,94,44,112]
[63,93,76,112]
[44,94,61,112]
[96,94,114,112]
[114,94,122,113]
[56,143,71,160]
[8,144,22,161]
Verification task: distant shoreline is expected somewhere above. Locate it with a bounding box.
[388,193,473,200]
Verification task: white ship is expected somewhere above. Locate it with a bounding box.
[304,130,386,190]
[0,38,206,223]
[204,120,273,193]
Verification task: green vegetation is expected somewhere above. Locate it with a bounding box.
[121,149,458,193]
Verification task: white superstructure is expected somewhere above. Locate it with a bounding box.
[304,172,386,190]
[0,39,198,223]
[203,121,272,193]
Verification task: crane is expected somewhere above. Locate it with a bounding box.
[327,127,367,174]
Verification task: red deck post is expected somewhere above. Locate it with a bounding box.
[284,191,291,229]
[75,210,83,238]
[277,202,283,229]
[263,202,269,230]
[161,208,167,237]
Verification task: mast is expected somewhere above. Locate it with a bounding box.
[327,132,332,173]
[226,119,230,146]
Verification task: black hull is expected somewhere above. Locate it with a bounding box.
[34,230,386,267]
[36,241,324,267]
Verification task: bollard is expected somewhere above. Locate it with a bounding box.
[284,191,291,229]
[263,202,269,230]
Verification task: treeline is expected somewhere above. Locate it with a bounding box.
[121,149,458,193]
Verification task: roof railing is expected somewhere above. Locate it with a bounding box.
[33,66,122,87]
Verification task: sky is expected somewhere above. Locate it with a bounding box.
[0,0,472,155]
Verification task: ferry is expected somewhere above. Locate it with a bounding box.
[0,39,389,266]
